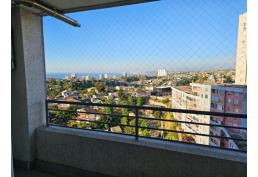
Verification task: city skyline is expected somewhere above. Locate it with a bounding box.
[44,0,247,73]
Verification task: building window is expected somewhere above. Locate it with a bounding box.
[217,105,223,111]
[212,89,218,94]
[235,92,240,96]
[234,108,239,113]
[212,95,219,102]
[205,94,208,99]
[234,99,239,105]
[228,98,231,103]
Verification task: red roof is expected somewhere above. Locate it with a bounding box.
[64,97,80,102]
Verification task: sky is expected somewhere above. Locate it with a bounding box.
[43,0,247,74]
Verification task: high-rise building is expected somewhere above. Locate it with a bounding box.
[84,75,92,80]
[104,73,109,79]
[99,74,104,80]
[71,73,77,79]
[235,13,247,85]
[157,69,168,77]
[171,85,211,145]
[122,72,127,78]
[171,83,247,150]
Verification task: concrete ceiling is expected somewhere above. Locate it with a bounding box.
[37,0,158,13]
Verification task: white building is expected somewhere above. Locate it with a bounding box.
[122,72,127,78]
[71,73,77,79]
[84,75,92,80]
[99,74,104,80]
[157,69,168,77]
[235,12,247,85]
[104,73,109,79]
[171,85,211,145]
[61,90,80,99]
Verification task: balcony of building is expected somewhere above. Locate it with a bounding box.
[11,0,247,177]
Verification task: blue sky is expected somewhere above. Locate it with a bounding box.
[43,0,247,74]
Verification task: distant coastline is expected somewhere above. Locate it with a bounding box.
[46,73,121,79]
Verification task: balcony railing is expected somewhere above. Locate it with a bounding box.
[46,100,247,152]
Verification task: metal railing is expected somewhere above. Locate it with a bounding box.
[46,100,247,152]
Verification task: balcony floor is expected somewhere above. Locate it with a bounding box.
[14,168,60,177]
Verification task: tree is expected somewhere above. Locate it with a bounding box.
[224,75,233,83]
[76,122,90,129]
[63,80,72,90]
[50,106,77,125]
[139,119,151,137]
[101,99,119,130]
[128,96,135,106]
[161,98,170,105]
[122,118,135,135]
[120,117,128,133]
[136,97,143,106]
[165,132,178,140]
[153,111,162,119]
[94,82,105,93]
[163,112,179,140]
[176,78,191,86]
[118,89,127,100]
[121,105,129,117]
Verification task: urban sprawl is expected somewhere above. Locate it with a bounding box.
[47,13,247,151]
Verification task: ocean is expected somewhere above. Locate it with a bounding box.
[46,73,121,79]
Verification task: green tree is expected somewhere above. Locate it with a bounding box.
[122,118,135,135]
[163,112,179,140]
[153,111,162,119]
[139,119,151,137]
[136,97,143,106]
[224,75,233,83]
[63,80,72,90]
[101,99,118,130]
[128,96,135,106]
[50,106,77,125]
[118,89,126,100]
[95,82,105,93]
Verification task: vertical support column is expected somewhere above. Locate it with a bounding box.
[45,100,49,126]
[11,7,46,168]
[135,107,139,140]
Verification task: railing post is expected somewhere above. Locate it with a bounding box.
[45,100,49,126]
[135,107,139,141]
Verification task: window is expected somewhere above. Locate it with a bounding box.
[234,108,239,113]
[217,105,223,111]
[212,89,218,94]
[205,94,208,99]
[214,96,219,102]
[235,92,240,96]
[234,99,239,105]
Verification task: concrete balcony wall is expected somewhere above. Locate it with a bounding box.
[36,127,246,177]
[12,7,46,165]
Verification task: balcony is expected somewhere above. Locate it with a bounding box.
[11,1,247,177]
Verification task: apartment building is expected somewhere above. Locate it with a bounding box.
[171,85,211,145]
[172,83,247,150]
[209,84,247,149]
[157,69,168,77]
[235,12,247,85]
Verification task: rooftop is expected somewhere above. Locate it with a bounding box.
[176,86,194,95]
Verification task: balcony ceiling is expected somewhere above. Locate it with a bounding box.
[25,0,158,13]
